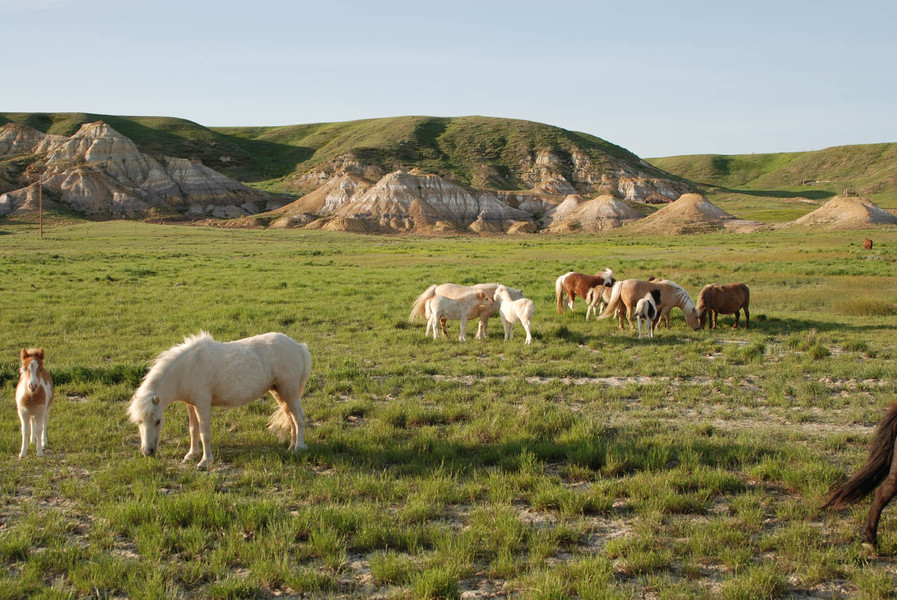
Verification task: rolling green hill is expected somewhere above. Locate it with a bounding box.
[0,112,666,195]
[648,144,897,221]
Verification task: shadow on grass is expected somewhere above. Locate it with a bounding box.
[714,186,834,201]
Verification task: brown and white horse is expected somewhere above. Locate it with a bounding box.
[555,269,615,314]
[599,279,700,331]
[634,290,662,340]
[16,348,54,458]
[823,403,897,548]
[696,283,750,329]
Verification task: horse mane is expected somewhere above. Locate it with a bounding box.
[128,331,215,423]
[600,268,614,280]
[661,281,696,313]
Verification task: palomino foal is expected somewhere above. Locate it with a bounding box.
[16,348,54,458]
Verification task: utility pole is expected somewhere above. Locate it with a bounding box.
[39,175,43,239]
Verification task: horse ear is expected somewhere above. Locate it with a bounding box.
[20,348,27,361]
[152,395,160,406]
[37,348,45,360]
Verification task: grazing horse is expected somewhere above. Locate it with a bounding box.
[864,238,873,250]
[410,283,524,339]
[128,332,311,470]
[634,290,662,340]
[599,279,700,331]
[555,269,615,314]
[16,348,54,458]
[494,284,534,344]
[696,283,750,329]
[425,291,490,341]
[823,403,897,548]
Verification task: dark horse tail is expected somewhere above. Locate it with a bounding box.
[823,403,897,509]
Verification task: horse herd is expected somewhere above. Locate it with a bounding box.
[10,268,897,548]
[411,269,751,343]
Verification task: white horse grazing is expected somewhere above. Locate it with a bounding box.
[410,283,524,339]
[128,331,311,470]
[494,284,534,344]
[426,291,490,341]
[585,285,615,321]
[16,348,54,458]
[634,290,662,340]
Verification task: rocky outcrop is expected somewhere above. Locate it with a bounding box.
[546,194,645,232]
[0,122,278,217]
[275,169,537,233]
[624,193,762,234]
[783,196,897,230]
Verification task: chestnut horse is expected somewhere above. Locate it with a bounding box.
[16,348,54,458]
[696,283,750,329]
[555,269,615,314]
[864,238,873,250]
[823,403,897,548]
[598,279,700,331]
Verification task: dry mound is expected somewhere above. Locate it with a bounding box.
[785,196,897,230]
[547,194,645,232]
[625,193,762,234]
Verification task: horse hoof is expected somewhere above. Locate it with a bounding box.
[196,462,208,471]
[862,541,877,554]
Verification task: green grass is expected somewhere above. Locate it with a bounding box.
[0,221,895,597]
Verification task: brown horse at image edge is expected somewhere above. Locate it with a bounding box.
[822,403,897,547]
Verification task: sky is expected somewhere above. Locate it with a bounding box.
[1,0,895,157]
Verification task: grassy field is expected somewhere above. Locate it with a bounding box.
[0,221,896,599]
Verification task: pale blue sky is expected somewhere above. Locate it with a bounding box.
[2,0,894,157]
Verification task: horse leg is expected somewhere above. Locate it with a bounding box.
[476,316,488,339]
[440,316,448,338]
[183,405,202,463]
[18,409,30,458]
[194,403,213,470]
[459,316,467,342]
[626,304,635,330]
[523,317,532,345]
[733,310,740,329]
[567,290,575,311]
[863,449,897,546]
[637,318,643,339]
[744,306,750,329]
[32,408,46,456]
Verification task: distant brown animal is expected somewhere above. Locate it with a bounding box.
[695,283,750,329]
[864,238,873,250]
[599,279,701,331]
[555,269,615,314]
[823,403,897,548]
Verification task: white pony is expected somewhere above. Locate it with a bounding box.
[16,348,54,458]
[410,283,524,339]
[426,291,490,341]
[634,290,661,340]
[128,332,311,470]
[494,284,534,344]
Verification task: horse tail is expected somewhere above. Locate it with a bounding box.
[555,273,569,313]
[823,403,897,509]
[598,281,623,319]
[267,405,293,442]
[410,285,438,322]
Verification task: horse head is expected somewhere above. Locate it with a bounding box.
[19,348,45,392]
[129,390,165,456]
[600,268,615,287]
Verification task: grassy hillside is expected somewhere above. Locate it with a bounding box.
[0,112,671,195]
[214,115,659,192]
[649,144,897,221]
